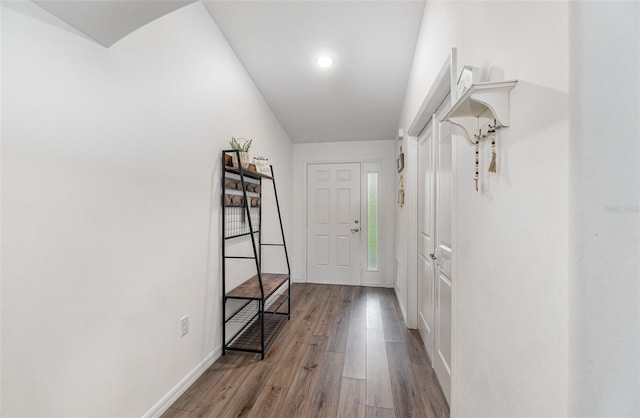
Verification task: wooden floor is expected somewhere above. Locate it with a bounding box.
[162,284,449,418]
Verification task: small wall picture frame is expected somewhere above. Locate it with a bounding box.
[397,146,405,173]
[398,175,405,207]
[457,65,479,98]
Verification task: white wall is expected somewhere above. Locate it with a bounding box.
[1,3,292,417]
[291,140,396,287]
[394,135,416,325]
[397,1,570,416]
[569,2,640,416]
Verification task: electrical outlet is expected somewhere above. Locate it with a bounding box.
[180,315,189,337]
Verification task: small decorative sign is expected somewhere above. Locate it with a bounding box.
[253,156,271,176]
[457,65,479,98]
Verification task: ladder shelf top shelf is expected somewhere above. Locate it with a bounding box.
[224,166,272,180]
[225,273,289,300]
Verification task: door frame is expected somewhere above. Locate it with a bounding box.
[417,119,437,363]
[406,49,458,410]
[302,158,390,287]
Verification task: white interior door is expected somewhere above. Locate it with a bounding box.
[307,163,361,285]
[416,99,452,403]
[418,121,436,363]
[433,104,453,403]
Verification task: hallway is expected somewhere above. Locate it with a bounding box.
[3,1,638,416]
[162,284,448,418]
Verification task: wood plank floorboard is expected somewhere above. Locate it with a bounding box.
[313,286,343,337]
[404,328,430,366]
[267,314,316,388]
[278,335,329,418]
[163,284,449,418]
[351,286,367,320]
[411,362,449,418]
[326,287,353,353]
[336,377,366,418]
[301,284,332,324]
[365,329,395,409]
[366,406,397,418]
[263,312,305,364]
[290,283,317,312]
[343,313,366,379]
[188,355,262,417]
[307,351,345,418]
[246,385,286,418]
[379,291,405,343]
[344,285,367,378]
[365,288,383,330]
[161,407,193,418]
[264,284,329,364]
[170,350,244,411]
[217,361,274,418]
[386,341,427,418]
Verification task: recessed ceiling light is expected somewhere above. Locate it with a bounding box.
[316,56,333,68]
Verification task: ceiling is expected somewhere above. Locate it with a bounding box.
[32,0,197,47]
[204,1,425,143]
[28,0,426,144]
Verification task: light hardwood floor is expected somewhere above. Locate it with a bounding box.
[162,284,449,418]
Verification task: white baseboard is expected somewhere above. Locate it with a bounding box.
[306,279,361,286]
[291,275,305,283]
[144,346,222,418]
[394,287,408,326]
[302,280,396,288]
[361,281,391,288]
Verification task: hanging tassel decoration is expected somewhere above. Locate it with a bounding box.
[474,138,480,191]
[488,128,497,173]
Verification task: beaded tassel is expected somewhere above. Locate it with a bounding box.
[474,139,480,191]
[488,128,497,173]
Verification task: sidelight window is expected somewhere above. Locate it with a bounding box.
[367,172,378,270]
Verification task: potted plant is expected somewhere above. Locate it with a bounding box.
[229,137,252,168]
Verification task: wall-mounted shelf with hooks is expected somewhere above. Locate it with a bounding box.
[443,80,517,143]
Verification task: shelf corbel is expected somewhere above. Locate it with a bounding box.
[443,80,517,143]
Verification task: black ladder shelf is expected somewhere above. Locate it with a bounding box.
[221,150,291,359]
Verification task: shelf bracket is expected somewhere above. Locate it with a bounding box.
[469,87,511,127]
[443,80,517,144]
[447,116,479,145]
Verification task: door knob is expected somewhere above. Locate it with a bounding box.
[429,253,437,260]
[354,220,359,224]
[351,228,360,233]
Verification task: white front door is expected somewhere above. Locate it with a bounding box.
[418,120,436,363]
[433,104,453,403]
[307,163,362,285]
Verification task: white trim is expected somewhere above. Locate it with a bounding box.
[394,285,408,326]
[361,282,394,288]
[450,121,459,414]
[306,279,360,286]
[405,136,418,329]
[404,52,453,332]
[143,346,222,418]
[408,50,453,137]
[307,280,393,288]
